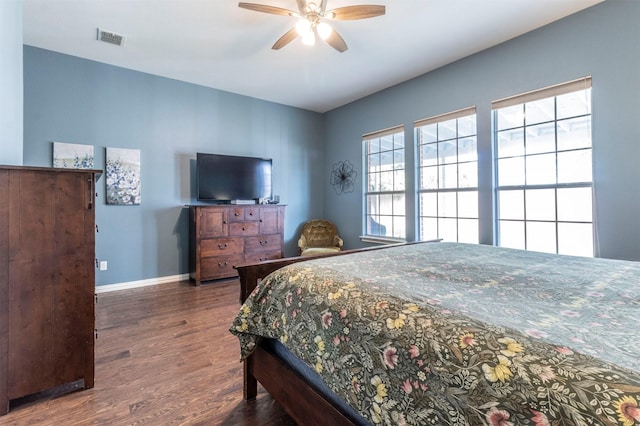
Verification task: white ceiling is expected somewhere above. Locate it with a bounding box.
[23,0,603,113]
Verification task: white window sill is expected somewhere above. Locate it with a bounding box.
[359,235,407,245]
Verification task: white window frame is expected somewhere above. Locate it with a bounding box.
[361,125,406,243]
[415,107,479,243]
[492,77,594,256]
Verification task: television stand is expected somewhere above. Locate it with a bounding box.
[188,204,285,285]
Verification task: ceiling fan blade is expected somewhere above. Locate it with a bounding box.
[326,5,386,20]
[238,2,297,17]
[326,30,348,53]
[272,28,298,50]
[296,0,307,14]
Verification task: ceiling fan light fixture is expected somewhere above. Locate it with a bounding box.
[316,22,332,40]
[295,18,312,37]
[302,32,316,46]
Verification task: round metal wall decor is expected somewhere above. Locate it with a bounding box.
[330,160,357,194]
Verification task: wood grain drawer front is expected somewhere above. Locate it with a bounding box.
[229,206,260,221]
[229,221,259,236]
[200,255,244,280]
[200,238,243,258]
[198,209,228,238]
[245,234,282,253]
[245,250,282,264]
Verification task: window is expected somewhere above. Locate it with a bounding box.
[493,77,593,256]
[416,107,478,243]
[363,126,405,240]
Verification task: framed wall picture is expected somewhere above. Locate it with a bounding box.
[106,147,141,205]
[52,142,95,169]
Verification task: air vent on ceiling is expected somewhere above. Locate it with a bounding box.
[97,28,125,46]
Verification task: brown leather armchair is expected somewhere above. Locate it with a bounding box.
[298,219,343,256]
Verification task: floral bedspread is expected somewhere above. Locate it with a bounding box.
[230,243,640,425]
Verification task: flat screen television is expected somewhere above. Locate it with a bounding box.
[196,153,272,202]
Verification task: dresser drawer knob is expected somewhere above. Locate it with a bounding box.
[234,212,240,216]
[260,240,268,246]
[218,261,228,268]
[218,243,228,249]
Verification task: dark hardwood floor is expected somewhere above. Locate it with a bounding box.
[2,279,296,425]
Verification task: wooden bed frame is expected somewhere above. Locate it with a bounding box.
[235,244,412,425]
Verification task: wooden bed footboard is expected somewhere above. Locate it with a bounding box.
[234,243,418,425]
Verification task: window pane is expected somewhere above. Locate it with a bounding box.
[379,216,394,237]
[557,89,591,119]
[525,97,555,125]
[421,218,438,241]
[394,150,405,169]
[458,191,478,218]
[558,150,592,183]
[526,189,556,221]
[368,153,380,170]
[557,116,591,151]
[499,220,525,249]
[368,139,380,154]
[526,122,556,155]
[498,157,525,186]
[458,115,476,137]
[558,223,593,257]
[439,164,458,189]
[421,144,437,166]
[380,151,394,171]
[379,171,394,191]
[458,137,477,162]
[420,125,438,143]
[420,166,437,190]
[394,170,405,191]
[393,194,406,216]
[496,105,524,130]
[393,133,405,150]
[379,194,393,215]
[498,190,524,220]
[438,140,457,164]
[368,172,380,192]
[458,162,477,188]
[367,215,386,236]
[380,135,394,151]
[557,187,592,222]
[438,192,457,217]
[393,216,406,239]
[497,128,525,158]
[458,219,479,244]
[526,221,556,254]
[439,218,457,242]
[438,119,457,140]
[366,195,379,215]
[526,153,556,185]
[420,193,437,216]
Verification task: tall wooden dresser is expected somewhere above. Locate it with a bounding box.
[189,204,285,285]
[0,166,100,415]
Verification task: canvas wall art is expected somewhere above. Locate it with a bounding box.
[52,142,95,169]
[106,147,141,205]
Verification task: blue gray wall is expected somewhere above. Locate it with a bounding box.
[21,0,640,288]
[0,0,23,165]
[323,0,640,261]
[23,47,324,285]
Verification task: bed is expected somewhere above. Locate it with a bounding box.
[231,242,640,425]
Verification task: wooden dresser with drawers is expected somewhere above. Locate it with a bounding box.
[188,204,285,285]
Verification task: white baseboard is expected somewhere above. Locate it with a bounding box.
[95,273,190,293]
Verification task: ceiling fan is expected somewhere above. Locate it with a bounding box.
[238,0,385,52]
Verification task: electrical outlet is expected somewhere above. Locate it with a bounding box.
[99,261,108,271]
